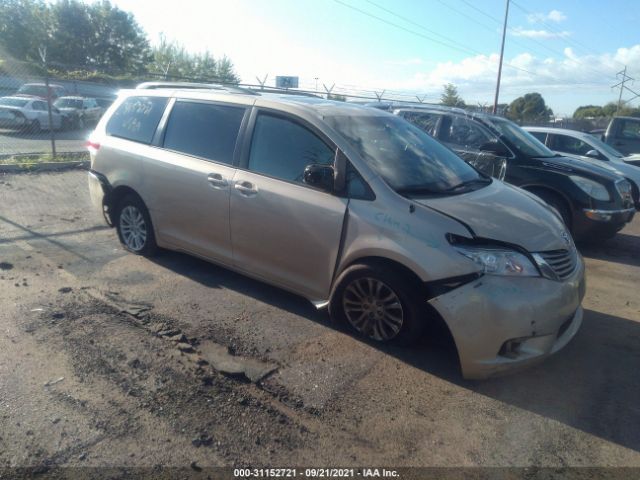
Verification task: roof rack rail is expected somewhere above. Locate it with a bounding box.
[136,81,258,96]
[249,87,320,98]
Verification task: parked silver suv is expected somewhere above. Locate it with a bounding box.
[88,83,585,379]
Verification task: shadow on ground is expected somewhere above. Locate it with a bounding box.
[579,232,640,267]
[150,249,640,455]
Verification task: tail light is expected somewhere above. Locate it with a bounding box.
[86,140,100,152]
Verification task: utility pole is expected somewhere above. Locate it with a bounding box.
[38,46,56,159]
[314,77,319,92]
[612,67,636,112]
[492,0,509,114]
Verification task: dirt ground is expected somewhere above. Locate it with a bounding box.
[0,170,639,476]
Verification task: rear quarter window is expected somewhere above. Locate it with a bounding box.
[106,96,168,144]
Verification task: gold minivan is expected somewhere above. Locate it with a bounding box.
[88,83,585,379]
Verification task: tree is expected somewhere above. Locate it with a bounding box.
[0,0,49,62]
[507,92,553,124]
[151,35,240,84]
[440,83,465,107]
[85,0,152,74]
[573,105,605,119]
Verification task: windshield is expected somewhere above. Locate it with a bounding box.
[325,114,487,194]
[54,98,82,109]
[0,98,29,107]
[486,117,556,158]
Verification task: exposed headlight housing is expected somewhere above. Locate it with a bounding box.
[453,245,540,277]
[569,175,610,201]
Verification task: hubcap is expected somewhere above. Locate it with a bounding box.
[342,277,404,341]
[119,205,147,251]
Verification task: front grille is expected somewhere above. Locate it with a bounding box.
[537,249,578,280]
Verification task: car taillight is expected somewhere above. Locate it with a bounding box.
[86,140,100,152]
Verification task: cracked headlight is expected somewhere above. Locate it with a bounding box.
[569,175,610,201]
[453,245,539,277]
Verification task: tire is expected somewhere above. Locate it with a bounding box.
[29,119,41,134]
[115,194,158,257]
[532,190,573,232]
[329,262,426,345]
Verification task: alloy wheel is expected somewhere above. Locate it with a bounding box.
[342,277,404,341]
[119,205,147,252]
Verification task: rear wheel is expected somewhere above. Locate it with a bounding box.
[115,194,158,257]
[329,262,425,344]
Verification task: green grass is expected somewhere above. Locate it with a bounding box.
[0,152,89,165]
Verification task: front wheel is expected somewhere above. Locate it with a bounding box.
[329,262,425,344]
[115,194,158,256]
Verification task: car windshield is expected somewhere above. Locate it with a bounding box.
[0,98,29,107]
[54,98,82,109]
[485,117,556,158]
[324,114,488,194]
[584,134,625,158]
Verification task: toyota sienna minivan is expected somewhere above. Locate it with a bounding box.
[87,83,585,379]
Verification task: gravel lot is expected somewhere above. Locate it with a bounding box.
[0,170,639,475]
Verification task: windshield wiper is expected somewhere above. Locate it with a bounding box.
[395,186,444,195]
[443,178,491,192]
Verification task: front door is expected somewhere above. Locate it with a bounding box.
[230,111,347,301]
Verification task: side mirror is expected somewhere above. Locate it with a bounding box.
[479,140,509,157]
[303,164,335,191]
[585,149,601,159]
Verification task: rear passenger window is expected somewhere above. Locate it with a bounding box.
[163,101,245,164]
[401,112,440,136]
[248,114,334,183]
[106,96,167,144]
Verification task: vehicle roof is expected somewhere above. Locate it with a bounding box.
[612,116,640,121]
[121,87,391,118]
[0,95,35,101]
[20,83,65,88]
[57,96,88,100]
[524,126,596,140]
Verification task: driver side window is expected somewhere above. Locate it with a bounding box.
[248,113,335,184]
[445,116,493,150]
[552,134,592,156]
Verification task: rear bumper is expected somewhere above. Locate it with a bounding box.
[88,170,113,226]
[429,257,586,380]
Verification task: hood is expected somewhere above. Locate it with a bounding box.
[413,180,570,252]
[535,155,621,182]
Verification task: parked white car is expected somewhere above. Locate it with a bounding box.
[0,96,63,132]
[54,96,104,129]
[525,126,640,209]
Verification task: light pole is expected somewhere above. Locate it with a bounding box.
[493,0,509,114]
[314,77,319,92]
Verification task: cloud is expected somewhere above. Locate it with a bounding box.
[527,9,567,23]
[375,45,640,100]
[510,27,571,39]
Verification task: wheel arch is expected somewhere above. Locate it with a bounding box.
[330,254,458,352]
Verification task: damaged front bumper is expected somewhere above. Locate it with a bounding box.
[429,257,586,380]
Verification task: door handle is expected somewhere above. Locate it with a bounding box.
[207,173,228,188]
[234,180,258,196]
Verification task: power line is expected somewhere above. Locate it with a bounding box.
[457,0,617,81]
[509,0,626,69]
[333,0,543,78]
